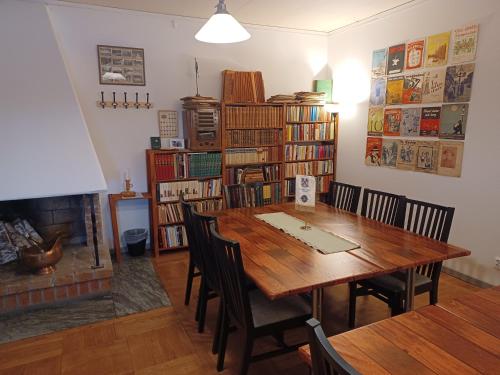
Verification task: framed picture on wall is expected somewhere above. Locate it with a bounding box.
[97,45,146,86]
[169,138,185,149]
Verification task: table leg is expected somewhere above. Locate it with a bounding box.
[108,197,122,263]
[312,288,324,320]
[405,267,416,311]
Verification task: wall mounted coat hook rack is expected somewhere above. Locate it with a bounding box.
[97,91,153,109]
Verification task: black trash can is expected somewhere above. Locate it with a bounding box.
[123,228,147,256]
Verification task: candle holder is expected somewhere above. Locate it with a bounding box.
[121,176,137,198]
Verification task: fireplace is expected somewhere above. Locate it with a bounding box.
[0,194,112,313]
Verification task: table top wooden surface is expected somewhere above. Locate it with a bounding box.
[214,202,470,300]
[299,286,500,374]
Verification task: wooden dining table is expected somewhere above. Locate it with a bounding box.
[298,286,500,374]
[214,202,471,320]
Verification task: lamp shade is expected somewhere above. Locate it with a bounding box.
[195,4,250,43]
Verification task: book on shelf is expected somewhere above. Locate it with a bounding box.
[225,147,281,165]
[224,182,281,208]
[285,160,334,177]
[286,123,335,142]
[157,178,222,202]
[285,175,333,196]
[225,129,282,147]
[225,165,280,185]
[158,225,188,248]
[154,152,221,180]
[285,144,334,161]
[286,106,332,122]
[157,203,183,225]
[225,106,282,128]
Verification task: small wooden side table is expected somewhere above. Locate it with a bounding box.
[108,192,152,263]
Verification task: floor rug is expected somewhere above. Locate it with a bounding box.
[0,254,171,344]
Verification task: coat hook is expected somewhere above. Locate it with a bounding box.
[100,91,105,108]
[123,92,128,109]
[112,91,117,109]
[135,92,140,109]
[146,93,151,109]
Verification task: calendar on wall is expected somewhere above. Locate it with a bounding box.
[158,110,179,138]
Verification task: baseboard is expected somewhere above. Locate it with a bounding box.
[442,266,493,289]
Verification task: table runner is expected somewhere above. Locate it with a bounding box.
[254,212,360,254]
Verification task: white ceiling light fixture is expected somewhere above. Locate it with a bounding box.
[195,0,250,44]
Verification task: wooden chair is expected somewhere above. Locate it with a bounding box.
[360,188,406,226]
[348,197,455,328]
[210,224,312,375]
[327,181,361,213]
[306,319,360,375]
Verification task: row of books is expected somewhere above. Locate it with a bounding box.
[225,147,281,165]
[225,129,282,147]
[225,106,283,128]
[286,106,332,122]
[154,152,222,180]
[284,144,334,161]
[224,182,282,208]
[157,178,222,202]
[158,225,188,249]
[285,175,333,196]
[284,160,334,177]
[158,203,183,224]
[286,123,335,142]
[225,165,280,185]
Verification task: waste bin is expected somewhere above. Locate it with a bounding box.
[123,228,147,256]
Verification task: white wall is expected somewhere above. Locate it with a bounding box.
[46,2,328,249]
[328,0,500,285]
[0,0,106,201]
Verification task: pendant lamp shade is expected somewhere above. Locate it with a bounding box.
[195,0,250,43]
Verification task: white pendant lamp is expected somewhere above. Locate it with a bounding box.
[195,0,251,43]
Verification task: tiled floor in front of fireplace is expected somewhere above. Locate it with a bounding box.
[0,253,171,344]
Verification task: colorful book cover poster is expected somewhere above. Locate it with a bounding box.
[396,140,418,170]
[370,78,386,106]
[367,107,384,136]
[415,141,439,173]
[401,108,421,137]
[444,63,475,102]
[372,48,387,77]
[365,137,382,166]
[387,44,405,75]
[402,74,423,104]
[452,24,479,64]
[420,107,441,137]
[437,141,464,177]
[386,76,404,105]
[421,68,446,103]
[381,139,398,168]
[440,103,468,140]
[384,108,402,136]
[425,32,450,67]
[405,39,425,70]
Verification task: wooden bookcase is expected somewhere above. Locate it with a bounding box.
[221,102,338,206]
[146,149,223,257]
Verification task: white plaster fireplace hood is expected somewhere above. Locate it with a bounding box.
[0,0,106,201]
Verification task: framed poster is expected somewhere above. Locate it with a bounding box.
[97,45,146,86]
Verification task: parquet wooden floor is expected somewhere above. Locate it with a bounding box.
[0,251,479,375]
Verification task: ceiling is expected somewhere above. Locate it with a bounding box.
[59,0,416,33]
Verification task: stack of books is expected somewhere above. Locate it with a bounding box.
[225,147,281,165]
[180,95,219,109]
[294,92,326,104]
[267,94,298,104]
[157,178,222,202]
[159,225,187,248]
[224,182,281,208]
[157,203,183,225]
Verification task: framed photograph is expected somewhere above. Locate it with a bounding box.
[169,138,185,149]
[97,45,146,86]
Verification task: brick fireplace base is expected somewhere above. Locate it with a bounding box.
[0,246,113,313]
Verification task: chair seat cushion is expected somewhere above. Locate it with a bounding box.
[249,290,311,328]
[364,271,432,293]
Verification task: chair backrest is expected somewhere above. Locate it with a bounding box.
[191,210,220,292]
[180,194,203,271]
[209,223,253,330]
[401,198,454,279]
[360,188,405,227]
[328,181,361,214]
[306,319,360,375]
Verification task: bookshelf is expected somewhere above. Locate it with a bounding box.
[146,149,223,256]
[221,103,338,207]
